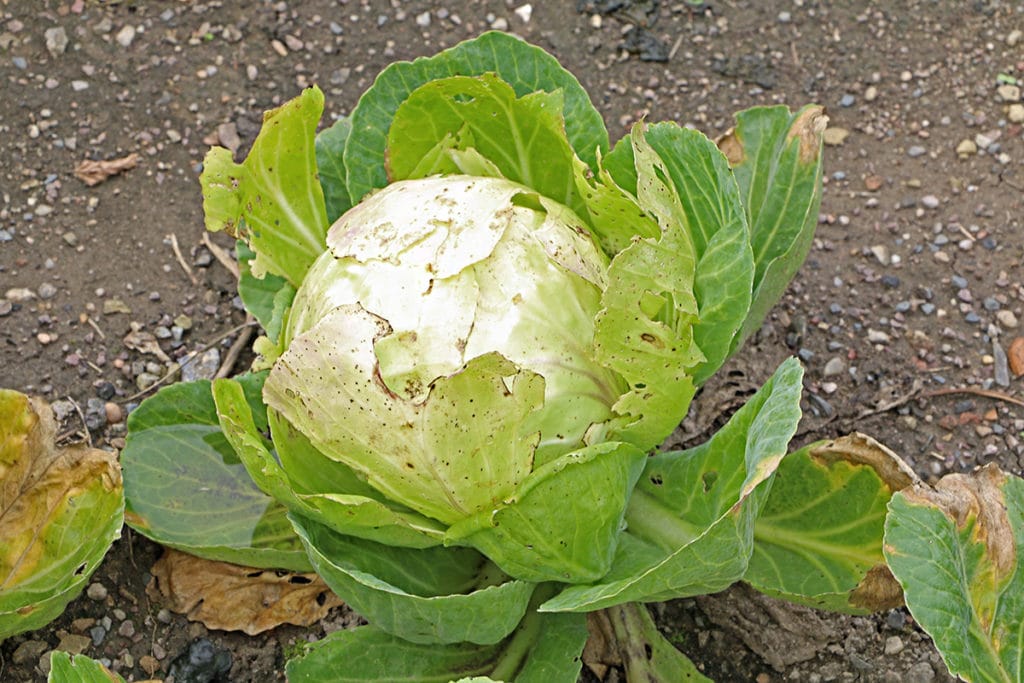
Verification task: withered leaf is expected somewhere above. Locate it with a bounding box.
[74,153,140,186]
[1,390,123,640]
[122,330,171,362]
[148,549,343,635]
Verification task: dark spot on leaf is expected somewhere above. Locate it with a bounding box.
[702,470,718,492]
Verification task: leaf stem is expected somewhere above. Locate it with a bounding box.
[489,583,556,680]
[624,487,702,550]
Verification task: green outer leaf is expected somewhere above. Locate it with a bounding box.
[642,123,754,385]
[285,587,587,683]
[446,441,648,583]
[292,513,535,645]
[0,391,123,642]
[722,105,825,353]
[286,626,502,683]
[236,241,294,345]
[315,115,354,223]
[541,357,803,612]
[48,651,126,682]
[884,467,1023,683]
[387,74,585,218]
[344,31,608,203]
[212,378,446,549]
[200,86,328,287]
[747,440,894,613]
[121,376,310,571]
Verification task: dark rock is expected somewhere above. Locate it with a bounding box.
[167,638,232,683]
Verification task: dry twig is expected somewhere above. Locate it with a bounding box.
[215,314,255,379]
[168,233,198,285]
[202,232,240,280]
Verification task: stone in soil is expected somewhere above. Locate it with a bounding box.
[167,638,232,683]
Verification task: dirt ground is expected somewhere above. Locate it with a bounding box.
[2,1,1023,681]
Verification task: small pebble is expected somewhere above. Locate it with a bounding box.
[12,640,48,665]
[955,139,977,157]
[867,329,891,344]
[115,24,136,47]
[994,341,1010,387]
[105,402,123,424]
[907,145,926,158]
[884,635,904,655]
[920,195,939,209]
[997,310,1018,328]
[824,357,847,377]
[86,582,108,601]
[44,26,69,56]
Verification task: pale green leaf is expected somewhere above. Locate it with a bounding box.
[344,31,607,203]
[265,305,545,526]
[719,105,826,353]
[48,651,126,683]
[446,441,648,583]
[387,74,585,217]
[121,376,310,571]
[642,123,753,384]
[291,513,535,645]
[236,240,294,345]
[885,465,1024,683]
[748,434,914,613]
[315,115,354,223]
[286,585,587,683]
[200,86,328,287]
[212,378,446,549]
[542,357,803,612]
[591,129,705,450]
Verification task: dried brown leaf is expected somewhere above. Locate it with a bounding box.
[74,153,140,186]
[849,564,904,612]
[715,126,744,167]
[148,549,343,635]
[582,610,620,679]
[122,330,171,362]
[788,105,828,162]
[900,464,1015,576]
[809,432,920,493]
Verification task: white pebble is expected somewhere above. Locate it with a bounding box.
[115,25,136,48]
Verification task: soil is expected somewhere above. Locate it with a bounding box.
[2,1,1023,681]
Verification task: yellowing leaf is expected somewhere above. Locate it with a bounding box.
[0,390,123,640]
[148,549,343,635]
[885,464,1024,682]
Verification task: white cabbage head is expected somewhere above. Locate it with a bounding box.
[264,175,626,524]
